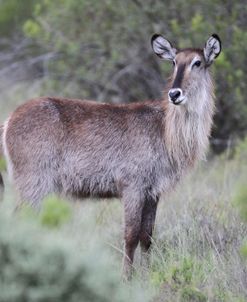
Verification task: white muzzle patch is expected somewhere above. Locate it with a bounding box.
[168,88,187,105]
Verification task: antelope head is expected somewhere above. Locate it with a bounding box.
[151,34,221,107]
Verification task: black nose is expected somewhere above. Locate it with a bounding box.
[169,90,181,101]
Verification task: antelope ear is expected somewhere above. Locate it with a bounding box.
[204,34,221,65]
[151,34,177,61]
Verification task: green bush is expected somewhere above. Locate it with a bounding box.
[0,204,150,302]
[20,195,72,228]
[39,195,72,228]
[0,0,36,36]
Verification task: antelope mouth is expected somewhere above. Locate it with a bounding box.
[172,96,186,105]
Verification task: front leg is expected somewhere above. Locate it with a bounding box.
[122,189,145,281]
[139,196,159,269]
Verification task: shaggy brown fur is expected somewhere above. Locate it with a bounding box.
[0,34,221,279]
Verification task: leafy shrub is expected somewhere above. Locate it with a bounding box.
[39,195,72,228]
[0,204,150,302]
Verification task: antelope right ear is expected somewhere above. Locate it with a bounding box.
[151,34,177,61]
[204,34,221,66]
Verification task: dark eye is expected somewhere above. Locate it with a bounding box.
[172,60,176,67]
[193,60,201,67]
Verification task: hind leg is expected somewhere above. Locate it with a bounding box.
[140,196,158,269]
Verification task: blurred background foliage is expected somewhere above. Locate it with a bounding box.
[0,0,246,153]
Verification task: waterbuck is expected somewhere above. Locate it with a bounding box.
[0,34,221,279]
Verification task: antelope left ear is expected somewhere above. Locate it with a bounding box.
[204,34,221,66]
